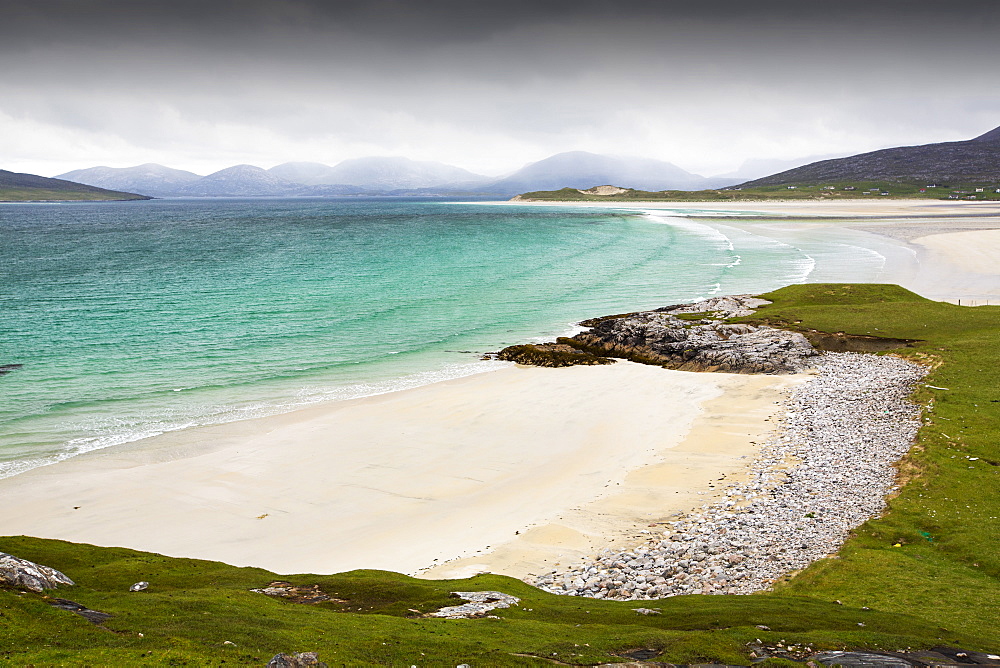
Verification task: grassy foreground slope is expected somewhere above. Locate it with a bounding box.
[2,284,998,665]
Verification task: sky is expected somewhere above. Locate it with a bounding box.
[2,0,999,178]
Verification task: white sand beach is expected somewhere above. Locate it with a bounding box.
[505,197,1000,220]
[0,361,802,576]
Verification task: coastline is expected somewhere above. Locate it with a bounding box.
[492,199,1000,303]
[2,198,999,584]
[0,361,801,577]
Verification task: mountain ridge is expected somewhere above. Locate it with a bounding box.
[57,163,201,197]
[737,126,1000,188]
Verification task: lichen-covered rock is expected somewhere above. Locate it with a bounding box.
[0,552,74,592]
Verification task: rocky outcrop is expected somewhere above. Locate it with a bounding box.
[567,295,817,374]
[0,552,74,592]
[494,343,615,367]
[496,295,817,374]
[571,315,816,374]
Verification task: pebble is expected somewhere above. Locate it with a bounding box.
[531,352,927,600]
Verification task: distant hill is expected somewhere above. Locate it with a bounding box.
[712,153,849,183]
[283,157,490,190]
[974,126,1000,142]
[267,162,344,186]
[0,169,151,202]
[737,127,1000,187]
[483,152,719,195]
[174,165,301,197]
[56,163,201,197]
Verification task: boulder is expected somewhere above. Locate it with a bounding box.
[0,552,74,592]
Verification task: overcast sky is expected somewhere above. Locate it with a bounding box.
[2,0,998,178]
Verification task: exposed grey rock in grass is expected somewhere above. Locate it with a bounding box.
[427,591,521,619]
[0,552,74,592]
[267,652,327,668]
[532,352,927,600]
[660,295,772,319]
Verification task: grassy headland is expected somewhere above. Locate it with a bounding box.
[2,284,998,664]
[515,183,1000,202]
[0,169,151,202]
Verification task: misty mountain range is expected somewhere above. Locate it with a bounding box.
[32,124,1000,201]
[56,153,742,198]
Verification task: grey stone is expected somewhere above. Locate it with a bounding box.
[0,552,74,592]
[266,652,327,667]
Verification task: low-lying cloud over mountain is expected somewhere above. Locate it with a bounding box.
[57,164,202,197]
[4,1,999,178]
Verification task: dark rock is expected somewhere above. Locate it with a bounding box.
[496,342,616,367]
[0,552,74,592]
[930,647,1000,665]
[266,652,327,667]
[0,364,23,376]
[814,652,914,668]
[47,598,112,624]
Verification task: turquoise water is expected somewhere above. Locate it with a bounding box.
[0,199,900,476]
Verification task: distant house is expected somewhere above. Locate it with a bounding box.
[995,188,1000,193]
[843,186,856,191]
[919,188,927,193]
[880,192,889,196]
[787,185,797,189]
[975,188,985,192]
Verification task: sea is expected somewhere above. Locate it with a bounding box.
[0,198,912,478]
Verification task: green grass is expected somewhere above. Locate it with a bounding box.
[733,285,1000,641]
[516,182,1000,202]
[2,284,999,664]
[0,187,149,201]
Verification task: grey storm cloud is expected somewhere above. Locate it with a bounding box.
[2,0,999,176]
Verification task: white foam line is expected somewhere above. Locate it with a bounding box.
[0,359,512,480]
